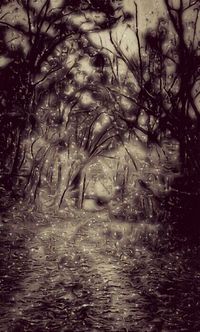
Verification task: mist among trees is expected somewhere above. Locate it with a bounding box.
[1,1,200,331]
[0,0,200,235]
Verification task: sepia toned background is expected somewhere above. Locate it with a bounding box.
[0,1,200,331]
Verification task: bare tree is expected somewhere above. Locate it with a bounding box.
[0,0,118,192]
[96,0,200,229]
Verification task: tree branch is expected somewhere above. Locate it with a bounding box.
[134,2,143,86]
[109,30,139,79]
[0,20,28,35]
[34,65,62,86]
[184,0,199,11]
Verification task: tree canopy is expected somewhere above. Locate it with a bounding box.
[1,0,200,233]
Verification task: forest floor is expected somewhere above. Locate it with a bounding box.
[0,203,200,332]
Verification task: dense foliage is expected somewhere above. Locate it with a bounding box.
[0,0,200,235]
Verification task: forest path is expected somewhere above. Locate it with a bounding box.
[0,209,200,331]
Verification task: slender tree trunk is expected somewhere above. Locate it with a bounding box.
[11,128,23,176]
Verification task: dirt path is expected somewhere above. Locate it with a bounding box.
[1,210,200,332]
[0,214,150,331]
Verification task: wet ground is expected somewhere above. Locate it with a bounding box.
[0,207,200,332]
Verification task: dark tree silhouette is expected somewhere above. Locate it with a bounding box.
[0,0,118,193]
[102,0,200,233]
[1,0,200,233]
